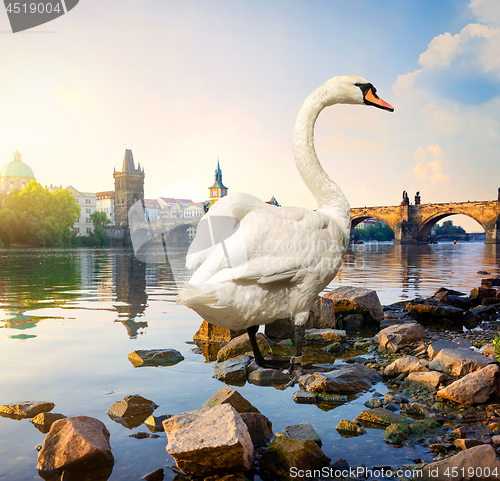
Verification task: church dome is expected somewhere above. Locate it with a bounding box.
[0,152,35,179]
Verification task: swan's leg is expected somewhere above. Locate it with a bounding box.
[293,324,304,362]
[247,325,289,369]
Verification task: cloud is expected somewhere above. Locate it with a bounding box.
[469,0,500,27]
[413,146,450,183]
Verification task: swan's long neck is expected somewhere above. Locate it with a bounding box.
[293,84,351,233]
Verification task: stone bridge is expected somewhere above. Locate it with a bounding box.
[351,198,500,244]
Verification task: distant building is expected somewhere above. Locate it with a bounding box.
[209,159,228,200]
[66,185,96,236]
[354,218,378,229]
[96,191,115,225]
[113,149,145,226]
[0,151,36,193]
[183,202,204,219]
[157,197,193,210]
[143,198,160,222]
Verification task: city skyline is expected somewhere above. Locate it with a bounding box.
[1,0,499,233]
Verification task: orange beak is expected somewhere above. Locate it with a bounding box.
[365,88,394,112]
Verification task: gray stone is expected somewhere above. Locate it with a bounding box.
[384,355,429,376]
[212,355,251,383]
[400,402,433,415]
[405,371,450,390]
[285,424,322,446]
[248,368,290,384]
[375,322,428,352]
[429,347,493,377]
[343,314,364,330]
[428,339,473,360]
[163,404,254,476]
[292,391,317,404]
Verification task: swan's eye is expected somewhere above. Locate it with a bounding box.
[354,83,361,87]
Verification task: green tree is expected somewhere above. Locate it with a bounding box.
[352,220,394,242]
[0,181,80,246]
[435,220,465,236]
[89,211,111,247]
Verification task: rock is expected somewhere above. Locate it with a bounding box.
[405,299,464,322]
[492,435,500,445]
[342,313,364,330]
[380,318,411,329]
[212,355,252,383]
[364,399,383,409]
[453,426,468,437]
[437,364,500,405]
[315,393,348,403]
[356,408,408,427]
[322,342,343,354]
[260,432,330,480]
[107,394,158,418]
[405,371,450,390]
[429,347,493,377]
[292,391,316,404]
[428,339,473,360]
[383,423,410,444]
[417,444,500,480]
[304,329,347,344]
[37,416,113,471]
[335,420,366,437]
[144,414,172,432]
[217,333,272,362]
[384,393,407,404]
[240,413,273,448]
[142,468,164,480]
[0,401,54,419]
[193,320,246,343]
[128,349,184,367]
[299,363,381,393]
[470,286,497,303]
[454,438,485,450]
[384,355,429,376]
[400,402,433,415]
[204,386,260,414]
[471,305,497,318]
[324,286,384,323]
[265,296,337,339]
[248,368,290,385]
[482,278,500,287]
[31,413,67,433]
[284,424,322,446]
[375,322,428,352]
[163,404,254,476]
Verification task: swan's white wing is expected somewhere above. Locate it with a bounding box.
[185,192,268,270]
[188,206,338,288]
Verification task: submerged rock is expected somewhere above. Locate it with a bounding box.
[128,349,184,367]
[335,420,366,437]
[0,401,54,419]
[204,385,260,414]
[37,416,114,471]
[292,391,316,404]
[260,432,330,480]
[356,408,408,427]
[163,404,254,476]
[144,414,172,433]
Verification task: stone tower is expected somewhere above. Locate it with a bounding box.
[113,149,145,226]
[208,159,228,200]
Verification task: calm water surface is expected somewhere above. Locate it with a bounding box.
[0,243,499,480]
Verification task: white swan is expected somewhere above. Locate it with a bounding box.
[178,75,393,369]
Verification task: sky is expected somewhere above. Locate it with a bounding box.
[0,0,499,232]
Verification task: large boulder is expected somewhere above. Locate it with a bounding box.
[429,348,493,377]
[374,322,428,352]
[417,444,500,480]
[299,363,381,394]
[37,416,114,471]
[203,386,260,414]
[324,286,384,324]
[265,296,336,339]
[384,355,429,377]
[437,364,500,404]
[163,404,254,476]
[260,432,330,480]
[216,333,272,362]
[428,339,472,360]
[0,401,54,419]
[128,349,184,367]
[193,320,246,344]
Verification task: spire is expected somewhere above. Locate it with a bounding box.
[122,149,136,172]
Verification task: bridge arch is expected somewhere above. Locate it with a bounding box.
[417,210,486,242]
[351,215,397,233]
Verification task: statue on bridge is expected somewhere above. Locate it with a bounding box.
[401,190,409,206]
[415,192,421,205]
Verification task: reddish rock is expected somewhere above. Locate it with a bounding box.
[203,386,260,414]
[216,332,272,362]
[384,355,429,376]
[37,416,114,471]
[375,322,428,352]
[106,394,158,418]
[324,286,384,322]
[240,412,273,448]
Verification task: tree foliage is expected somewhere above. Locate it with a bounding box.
[71,211,111,247]
[0,181,80,246]
[352,220,395,242]
[434,220,466,236]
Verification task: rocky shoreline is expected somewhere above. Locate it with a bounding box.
[1,280,500,480]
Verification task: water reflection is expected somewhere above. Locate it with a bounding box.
[114,253,148,338]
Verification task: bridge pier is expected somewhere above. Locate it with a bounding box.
[393,222,419,244]
[484,218,500,244]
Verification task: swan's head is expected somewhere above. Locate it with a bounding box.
[322,75,394,112]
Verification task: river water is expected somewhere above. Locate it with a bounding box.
[0,242,499,480]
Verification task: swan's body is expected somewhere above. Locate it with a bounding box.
[177,75,393,368]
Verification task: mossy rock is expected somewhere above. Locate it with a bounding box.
[383,423,410,444]
[336,419,366,437]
